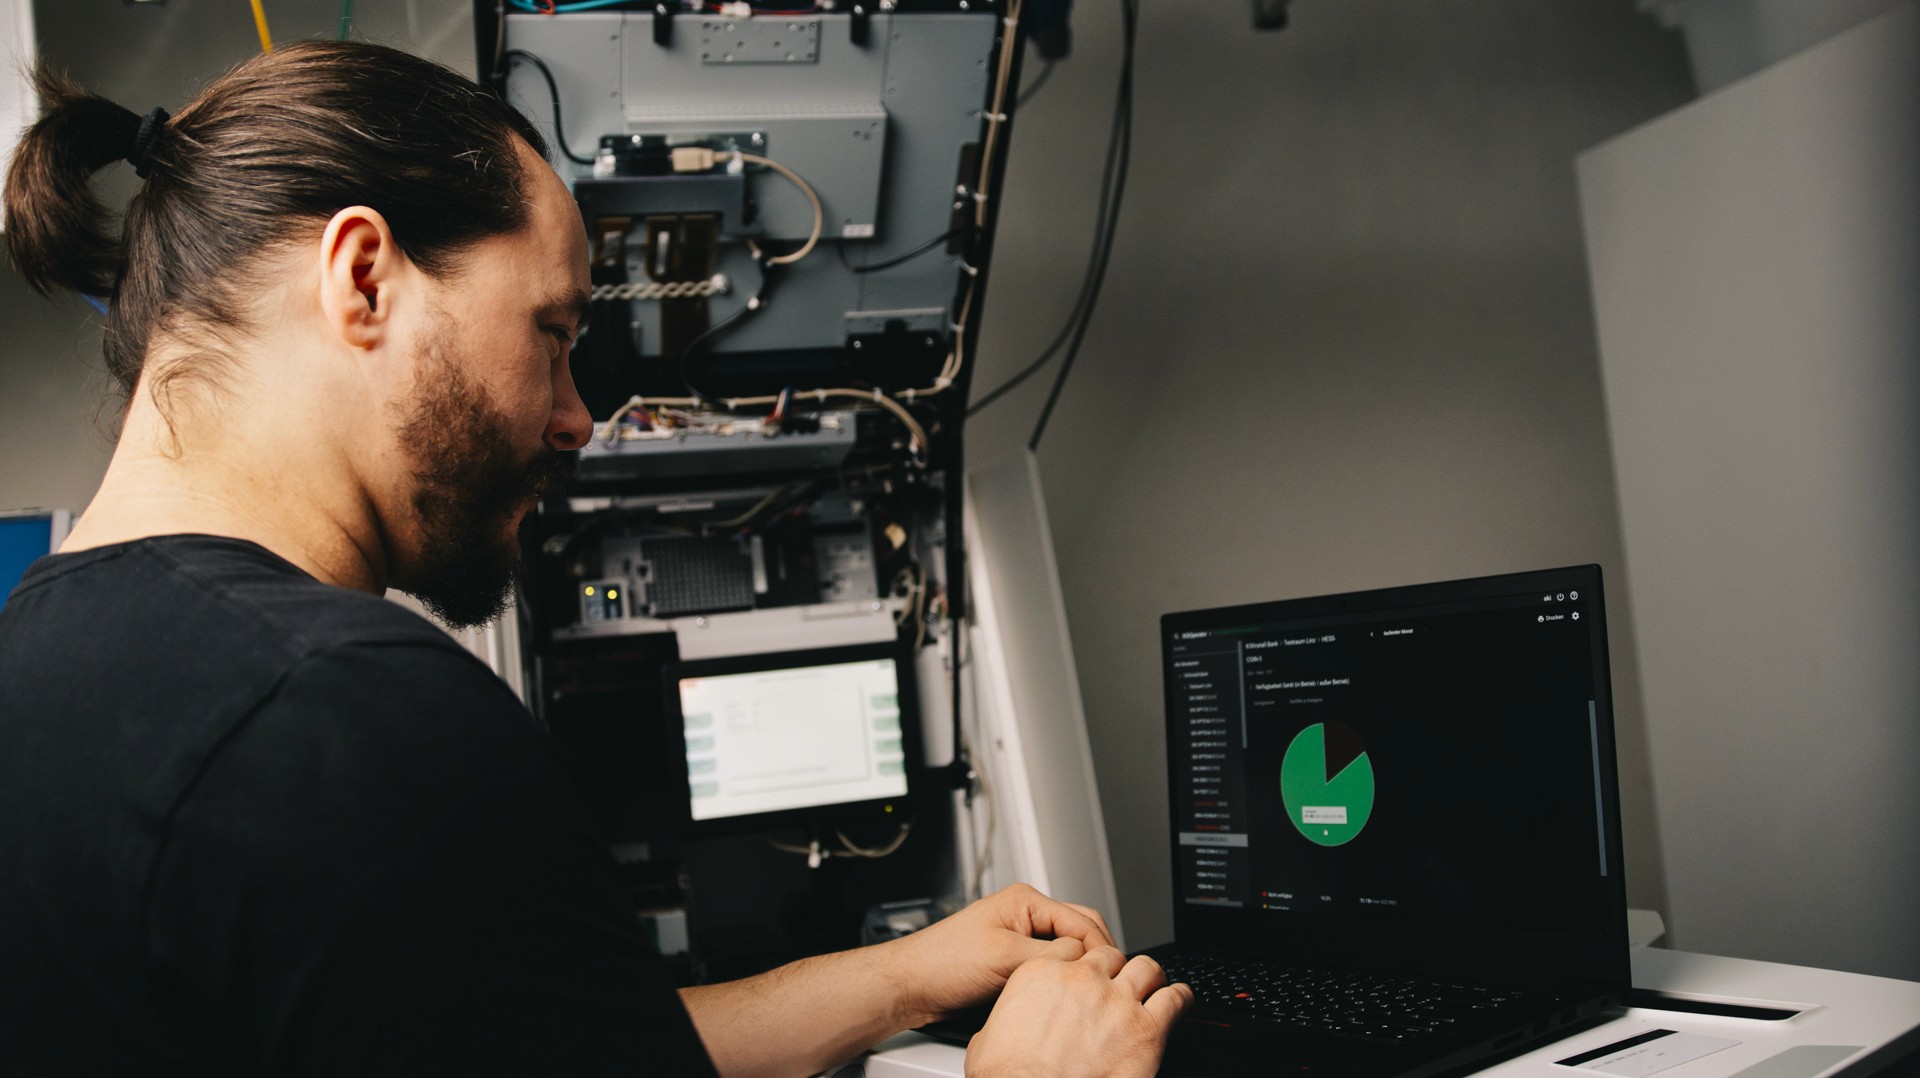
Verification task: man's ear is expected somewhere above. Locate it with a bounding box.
[317,206,404,351]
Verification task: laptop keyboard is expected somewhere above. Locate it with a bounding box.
[1157,954,1559,1045]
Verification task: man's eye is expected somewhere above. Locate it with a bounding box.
[544,326,574,347]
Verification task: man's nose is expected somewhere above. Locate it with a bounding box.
[546,365,593,451]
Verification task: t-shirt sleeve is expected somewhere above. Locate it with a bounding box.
[145,642,717,1077]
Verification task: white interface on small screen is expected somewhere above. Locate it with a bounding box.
[680,658,908,821]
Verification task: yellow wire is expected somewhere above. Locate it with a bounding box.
[250,0,274,52]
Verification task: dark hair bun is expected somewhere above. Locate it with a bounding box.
[4,63,142,300]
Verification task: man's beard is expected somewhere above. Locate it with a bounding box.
[391,329,574,630]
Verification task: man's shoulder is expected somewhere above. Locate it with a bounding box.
[10,533,457,652]
[259,632,543,772]
[197,548,549,791]
[0,533,522,824]
[143,534,463,654]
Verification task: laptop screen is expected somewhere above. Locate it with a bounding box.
[1162,565,1627,985]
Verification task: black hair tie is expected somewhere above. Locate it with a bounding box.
[127,107,170,179]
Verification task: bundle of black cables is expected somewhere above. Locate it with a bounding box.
[967,0,1138,455]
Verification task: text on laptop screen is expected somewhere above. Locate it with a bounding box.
[1166,585,1608,934]
[679,657,909,822]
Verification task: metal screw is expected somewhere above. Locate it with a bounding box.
[852,340,863,349]
[695,616,709,628]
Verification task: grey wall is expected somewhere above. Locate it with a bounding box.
[966,2,1696,949]
[1674,0,1911,91]
[0,0,473,515]
[0,270,111,513]
[1578,4,1920,980]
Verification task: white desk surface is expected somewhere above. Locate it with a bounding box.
[860,946,1920,1078]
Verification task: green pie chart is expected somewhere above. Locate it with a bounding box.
[1280,722,1374,846]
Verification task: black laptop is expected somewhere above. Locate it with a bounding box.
[1144,565,1630,1076]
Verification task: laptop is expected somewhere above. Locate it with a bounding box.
[1145,564,1630,1077]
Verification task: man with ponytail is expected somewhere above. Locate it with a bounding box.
[0,40,1186,1078]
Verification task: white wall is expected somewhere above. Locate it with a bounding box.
[0,0,36,197]
[1578,3,1920,980]
[968,1,1695,949]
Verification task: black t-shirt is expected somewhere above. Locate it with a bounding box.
[0,536,717,1076]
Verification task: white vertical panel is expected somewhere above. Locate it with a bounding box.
[964,451,1124,943]
[1578,4,1920,979]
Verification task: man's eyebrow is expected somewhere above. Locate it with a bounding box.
[538,288,592,333]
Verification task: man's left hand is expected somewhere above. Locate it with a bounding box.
[881,883,1119,1025]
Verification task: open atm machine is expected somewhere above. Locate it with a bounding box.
[475,0,1037,982]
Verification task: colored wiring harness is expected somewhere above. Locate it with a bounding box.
[543,0,1027,463]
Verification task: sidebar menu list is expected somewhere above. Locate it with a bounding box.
[1169,633,1250,906]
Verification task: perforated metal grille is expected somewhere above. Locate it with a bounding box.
[645,539,755,617]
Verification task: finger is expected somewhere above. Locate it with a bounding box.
[1039,935,1087,963]
[998,931,1070,972]
[1064,903,1116,948]
[1076,944,1128,979]
[1142,981,1195,1032]
[1025,896,1116,949]
[1113,954,1167,1002]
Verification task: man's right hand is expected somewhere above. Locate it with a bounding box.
[964,938,1192,1077]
